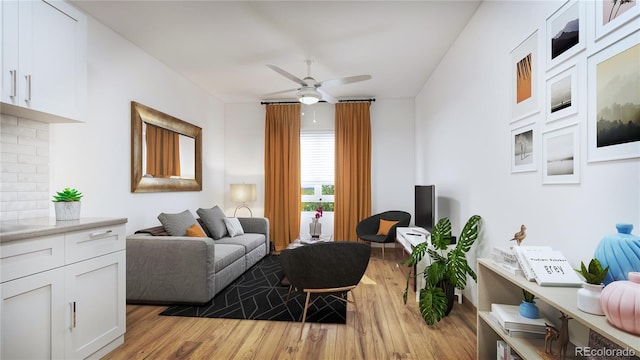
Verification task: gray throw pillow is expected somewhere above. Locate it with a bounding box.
[223,217,245,237]
[197,205,228,239]
[157,210,202,236]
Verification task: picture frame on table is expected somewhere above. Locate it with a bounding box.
[546,0,586,71]
[511,121,537,173]
[545,64,578,124]
[587,31,640,162]
[542,123,580,184]
[510,30,540,123]
[594,0,640,42]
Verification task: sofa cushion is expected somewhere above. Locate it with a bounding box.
[216,233,265,254]
[157,210,204,236]
[197,206,228,239]
[377,219,399,236]
[224,217,245,237]
[186,223,206,237]
[213,244,245,273]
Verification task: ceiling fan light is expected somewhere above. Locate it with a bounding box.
[298,88,321,105]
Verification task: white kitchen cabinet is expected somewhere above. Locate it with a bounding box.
[0,219,126,359]
[1,0,87,123]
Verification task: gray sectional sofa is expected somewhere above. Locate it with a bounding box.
[126,211,270,305]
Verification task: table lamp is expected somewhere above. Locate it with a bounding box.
[230,183,257,217]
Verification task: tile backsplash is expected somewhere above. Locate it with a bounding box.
[0,113,50,221]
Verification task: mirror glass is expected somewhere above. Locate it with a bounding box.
[131,102,202,192]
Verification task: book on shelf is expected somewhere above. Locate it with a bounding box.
[525,250,583,287]
[490,303,551,333]
[491,246,519,267]
[506,329,546,339]
[496,340,508,360]
[492,260,524,277]
[512,246,552,281]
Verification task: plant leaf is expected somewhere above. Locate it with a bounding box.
[431,218,452,250]
[419,285,448,325]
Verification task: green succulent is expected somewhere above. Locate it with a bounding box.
[523,289,535,303]
[575,258,609,285]
[52,188,83,202]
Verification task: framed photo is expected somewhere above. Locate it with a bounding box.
[511,121,537,173]
[510,30,540,123]
[594,0,640,42]
[542,124,580,184]
[587,32,640,162]
[545,64,578,124]
[546,0,586,70]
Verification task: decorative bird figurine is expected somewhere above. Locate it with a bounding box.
[510,224,527,246]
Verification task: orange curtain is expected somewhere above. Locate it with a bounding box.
[264,104,301,251]
[334,102,372,242]
[146,123,180,178]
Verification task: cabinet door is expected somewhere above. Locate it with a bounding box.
[0,267,65,359]
[65,251,125,359]
[1,0,19,105]
[23,0,86,120]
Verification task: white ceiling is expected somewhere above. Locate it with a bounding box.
[71,1,481,103]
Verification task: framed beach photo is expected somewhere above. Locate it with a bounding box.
[587,32,640,162]
[542,124,580,184]
[511,121,537,173]
[546,0,586,70]
[510,30,540,123]
[545,64,578,124]
[594,0,640,42]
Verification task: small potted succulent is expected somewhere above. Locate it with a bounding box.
[519,289,539,319]
[52,188,83,221]
[575,258,609,315]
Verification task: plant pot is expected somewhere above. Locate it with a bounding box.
[54,201,81,221]
[577,283,604,315]
[309,218,321,238]
[439,280,456,316]
[519,300,539,319]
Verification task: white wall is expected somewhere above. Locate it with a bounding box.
[416,0,640,306]
[224,99,416,240]
[48,17,225,234]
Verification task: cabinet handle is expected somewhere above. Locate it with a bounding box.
[70,301,77,329]
[89,229,113,238]
[10,70,16,98]
[25,75,32,102]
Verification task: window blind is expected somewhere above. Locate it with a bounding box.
[300,131,334,184]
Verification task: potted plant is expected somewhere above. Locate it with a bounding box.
[575,258,609,315]
[519,289,539,319]
[52,187,83,221]
[402,214,481,325]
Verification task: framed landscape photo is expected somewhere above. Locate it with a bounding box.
[587,32,640,162]
[594,0,640,42]
[511,121,537,173]
[542,124,580,184]
[510,30,540,123]
[546,0,586,70]
[545,64,578,124]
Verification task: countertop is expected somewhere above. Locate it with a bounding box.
[0,217,128,243]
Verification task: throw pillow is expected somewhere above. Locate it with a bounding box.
[157,210,201,236]
[197,205,228,239]
[223,217,245,237]
[185,223,206,237]
[377,219,399,236]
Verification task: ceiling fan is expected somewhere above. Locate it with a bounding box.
[264,60,372,105]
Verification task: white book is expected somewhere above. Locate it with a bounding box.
[490,303,551,332]
[492,260,525,277]
[525,250,583,287]
[512,246,552,281]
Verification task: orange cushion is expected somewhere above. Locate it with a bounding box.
[186,223,206,237]
[377,219,399,236]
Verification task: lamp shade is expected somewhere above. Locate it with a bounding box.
[230,184,256,203]
[298,88,321,105]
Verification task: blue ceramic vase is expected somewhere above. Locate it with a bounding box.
[519,300,539,319]
[594,223,640,285]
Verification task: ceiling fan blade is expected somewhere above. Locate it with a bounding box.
[267,65,306,86]
[318,88,337,104]
[262,88,299,97]
[320,74,372,88]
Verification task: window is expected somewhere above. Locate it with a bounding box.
[301,131,334,211]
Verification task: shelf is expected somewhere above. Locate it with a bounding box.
[477,258,640,359]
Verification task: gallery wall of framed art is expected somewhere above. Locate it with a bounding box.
[509,0,639,185]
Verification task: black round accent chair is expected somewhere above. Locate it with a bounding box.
[355,210,411,258]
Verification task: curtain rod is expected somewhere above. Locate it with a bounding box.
[260,98,375,105]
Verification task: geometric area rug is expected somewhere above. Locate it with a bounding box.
[159,255,347,324]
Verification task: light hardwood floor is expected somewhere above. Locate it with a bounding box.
[104,250,477,360]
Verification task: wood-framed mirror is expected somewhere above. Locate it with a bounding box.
[131,101,202,192]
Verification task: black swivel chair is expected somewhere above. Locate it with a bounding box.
[355,210,411,259]
[279,241,371,339]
